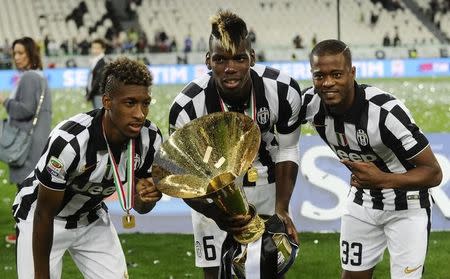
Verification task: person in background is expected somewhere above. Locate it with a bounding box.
[12,57,163,279]
[0,36,52,245]
[169,10,301,279]
[86,38,107,109]
[301,39,442,279]
[382,33,391,47]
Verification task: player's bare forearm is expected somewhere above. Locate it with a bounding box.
[133,177,162,214]
[32,185,63,279]
[33,209,54,279]
[275,161,299,243]
[275,161,298,212]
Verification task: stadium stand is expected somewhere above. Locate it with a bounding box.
[0,0,449,67]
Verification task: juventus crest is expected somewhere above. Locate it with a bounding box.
[356,129,369,146]
[257,107,270,125]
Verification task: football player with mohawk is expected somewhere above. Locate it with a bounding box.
[169,10,302,279]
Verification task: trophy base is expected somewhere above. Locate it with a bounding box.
[233,205,265,244]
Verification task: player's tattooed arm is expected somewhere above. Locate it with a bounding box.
[133,177,162,214]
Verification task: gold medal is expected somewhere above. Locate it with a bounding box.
[122,213,135,229]
[247,167,258,182]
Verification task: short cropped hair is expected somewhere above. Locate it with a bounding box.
[12,37,42,70]
[91,38,107,50]
[309,39,352,67]
[209,10,251,54]
[100,57,153,96]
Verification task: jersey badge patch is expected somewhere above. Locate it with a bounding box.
[46,156,65,178]
[257,107,270,125]
[356,129,369,146]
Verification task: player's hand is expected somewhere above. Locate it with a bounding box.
[135,177,162,204]
[276,209,299,244]
[216,213,252,234]
[341,159,386,189]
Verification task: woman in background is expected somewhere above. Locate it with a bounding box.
[0,37,52,244]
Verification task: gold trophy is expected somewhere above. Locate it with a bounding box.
[153,112,265,244]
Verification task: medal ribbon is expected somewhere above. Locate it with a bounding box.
[218,88,256,121]
[103,131,135,212]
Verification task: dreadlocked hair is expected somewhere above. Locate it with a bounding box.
[101,57,153,96]
[209,10,248,54]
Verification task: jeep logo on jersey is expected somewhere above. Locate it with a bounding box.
[330,145,377,162]
[72,182,116,196]
[257,107,270,125]
[356,129,369,146]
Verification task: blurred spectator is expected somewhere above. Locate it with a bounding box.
[393,33,401,46]
[169,37,178,52]
[248,28,256,44]
[370,10,379,26]
[136,32,148,53]
[85,38,107,109]
[60,40,69,55]
[311,33,317,47]
[293,34,304,49]
[157,30,170,52]
[382,33,391,46]
[78,38,90,55]
[44,35,50,56]
[257,50,265,62]
[196,37,207,52]
[393,27,401,46]
[184,34,192,53]
[47,38,59,56]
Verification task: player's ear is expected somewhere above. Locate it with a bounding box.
[103,94,111,110]
[250,49,256,67]
[205,52,212,70]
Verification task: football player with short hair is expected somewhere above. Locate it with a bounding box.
[13,57,163,279]
[301,39,442,279]
[169,10,301,279]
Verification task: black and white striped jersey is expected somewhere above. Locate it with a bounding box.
[12,109,163,229]
[169,64,302,186]
[301,82,431,210]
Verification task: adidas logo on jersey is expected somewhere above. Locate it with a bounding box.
[72,183,116,196]
[330,145,377,162]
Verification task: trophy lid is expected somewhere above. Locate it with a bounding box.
[153,112,261,198]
